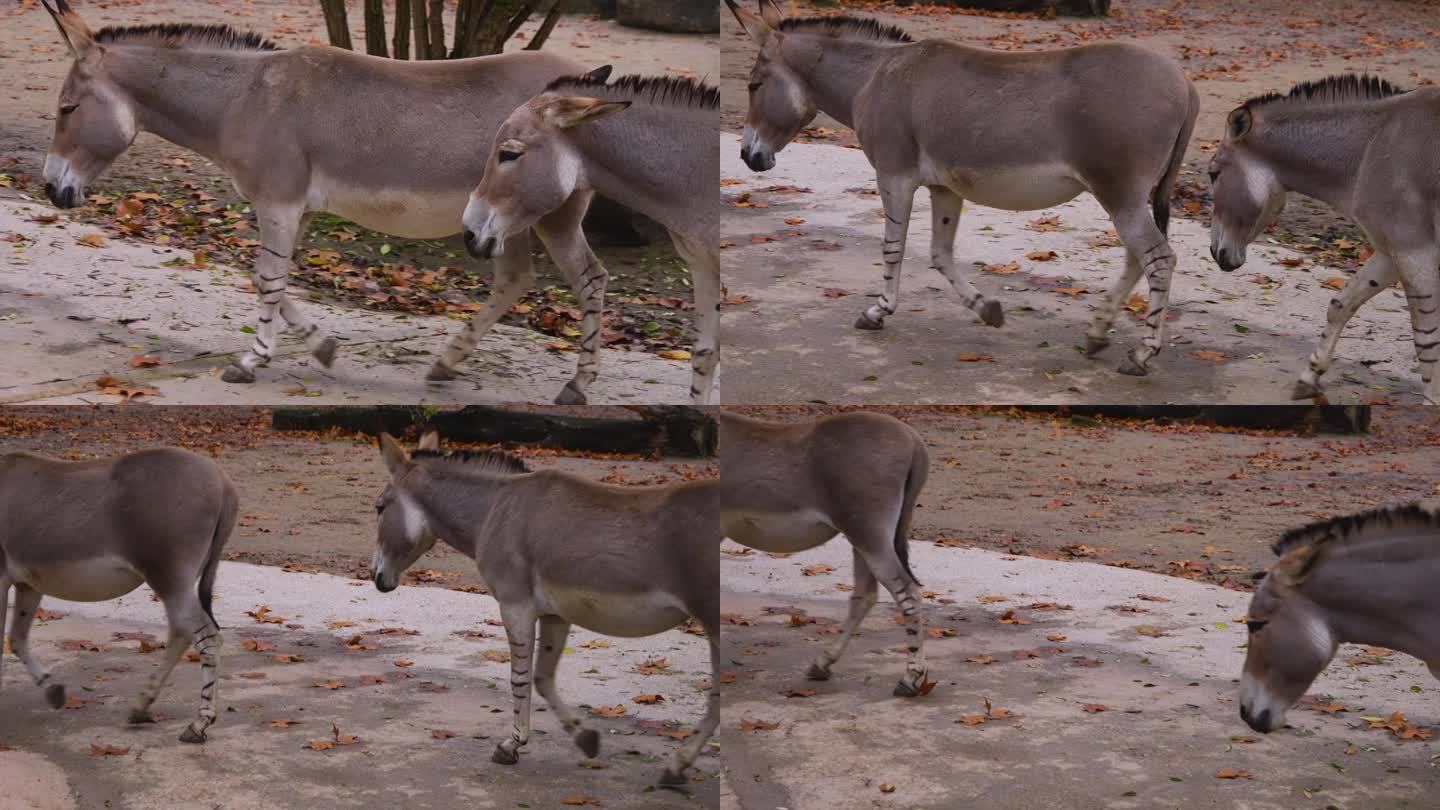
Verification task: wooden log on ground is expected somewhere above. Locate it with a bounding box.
[272,406,717,457]
[1013,405,1370,434]
[894,0,1111,16]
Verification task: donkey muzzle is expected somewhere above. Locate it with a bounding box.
[1211,245,1243,272]
[1239,703,1273,733]
[463,228,499,261]
[45,182,79,210]
[373,571,398,593]
[740,144,775,173]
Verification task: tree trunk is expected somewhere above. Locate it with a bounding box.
[457,0,529,56]
[411,0,431,58]
[525,1,563,50]
[393,0,411,60]
[364,0,388,57]
[427,0,446,60]
[319,0,353,49]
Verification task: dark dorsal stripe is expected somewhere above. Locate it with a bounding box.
[94,23,280,51]
[412,448,531,475]
[544,74,720,110]
[1272,503,1440,556]
[777,15,913,44]
[1243,73,1406,112]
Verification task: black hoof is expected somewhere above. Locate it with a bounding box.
[853,313,885,331]
[1084,335,1111,357]
[221,364,255,384]
[554,384,588,406]
[491,744,519,765]
[1117,355,1149,377]
[426,363,459,382]
[980,300,1004,328]
[659,768,687,786]
[805,663,831,681]
[128,708,156,725]
[1291,379,1321,400]
[575,728,600,758]
[178,726,207,744]
[45,683,66,709]
[893,681,919,698]
[313,336,338,368]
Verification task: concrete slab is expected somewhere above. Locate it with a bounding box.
[721,539,1439,809]
[720,135,1418,405]
[1,562,715,809]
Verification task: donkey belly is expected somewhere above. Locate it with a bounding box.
[309,180,467,240]
[723,509,837,554]
[544,586,688,638]
[939,164,1085,212]
[14,558,145,602]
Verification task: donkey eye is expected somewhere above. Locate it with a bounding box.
[59,103,78,116]
[747,82,762,93]
[498,149,523,164]
[1245,619,1267,633]
[1208,169,1220,182]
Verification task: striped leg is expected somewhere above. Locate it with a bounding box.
[1292,252,1397,400]
[533,617,598,757]
[1393,247,1440,403]
[673,233,719,404]
[928,188,1003,327]
[0,574,10,691]
[1084,252,1145,357]
[806,547,877,681]
[428,232,534,383]
[855,176,918,330]
[127,623,190,726]
[223,204,304,384]
[661,628,720,786]
[857,546,927,697]
[493,601,537,765]
[9,585,65,709]
[1110,207,1177,376]
[533,195,607,405]
[182,615,222,743]
[278,297,338,368]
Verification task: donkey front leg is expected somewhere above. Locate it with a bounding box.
[672,233,720,404]
[0,574,10,691]
[494,601,538,765]
[807,547,878,681]
[533,194,607,405]
[223,204,305,383]
[855,176,918,330]
[8,585,64,708]
[661,628,720,786]
[1292,251,1398,400]
[1109,206,1177,376]
[1394,246,1440,403]
[927,188,1003,327]
[532,617,599,758]
[427,232,534,384]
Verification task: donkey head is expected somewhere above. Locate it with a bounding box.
[463,76,629,260]
[1208,107,1287,272]
[1238,542,1336,733]
[726,0,815,172]
[40,0,138,209]
[371,432,442,593]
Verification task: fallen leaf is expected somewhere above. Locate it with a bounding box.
[879,784,896,794]
[1321,277,1346,290]
[1047,633,1067,642]
[740,718,778,732]
[561,797,601,807]
[88,743,130,757]
[956,353,994,362]
[1215,769,1251,780]
[431,729,457,740]
[76,233,107,248]
[982,262,1020,275]
[1053,286,1089,297]
[657,349,691,361]
[590,704,627,717]
[801,564,834,576]
[1082,703,1109,713]
[270,718,299,728]
[632,694,664,705]
[822,288,852,298]
[634,658,672,675]
[783,688,817,698]
[1027,250,1058,261]
[1191,351,1227,362]
[313,679,346,690]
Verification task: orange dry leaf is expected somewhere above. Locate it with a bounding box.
[1052,286,1089,296]
[1082,704,1109,713]
[1026,250,1058,261]
[589,705,626,718]
[561,798,602,807]
[393,659,415,668]
[632,694,664,705]
[76,233,107,248]
[1191,351,1227,362]
[634,658,672,675]
[89,743,130,757]
[1321,277,1346,290]
[801,564,834,576]
[740,718,778,732]
[956,353,994,362]
[982,262,1020,275]
[127,354,168,369]
[1215,769,1252,779]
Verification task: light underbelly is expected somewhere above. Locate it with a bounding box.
[311,183,467,240]
[542,585,689,638]
[722,509,837,554]
[940,166,1086,212]
[14,558,145,602]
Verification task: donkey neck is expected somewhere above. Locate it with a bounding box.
[1301,539,1440,663]
[574,105,713,238]
[1249,107,1389,217]
[105,46,266,163]
[782,35,900,128]
[407,465,523,560]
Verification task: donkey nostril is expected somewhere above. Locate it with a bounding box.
[1255,708,1271,730]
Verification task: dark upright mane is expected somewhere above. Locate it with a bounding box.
[777,15,913,44]
[412,448,531,475]
[544,74,720,110]
[94,23,280,51]
[1273,504,1440,556]
[1243,74,1405,111]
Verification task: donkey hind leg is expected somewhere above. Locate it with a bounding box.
[9,585,64,708]
[806,547,878,681]
[274,213,338,367]
[427,231,534,384]
[1108,203,1177,376]
[1393,246,1440,403]
[928,187,1002,327]
[661,628,720,786]
[223,204,305,383]
[494,601,539,765]
[672,233,720,404]
[532,193,607,405]
[855,176,919,330]
[1293,251,1398,400]
[1083,251,1145,357]
[532,617,599,757]
[855,544,927,696]
[0,575,11,691]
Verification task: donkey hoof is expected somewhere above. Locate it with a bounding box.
[178,726,207,745]
[313,336,338,368]
[658,768,687,787]
[425,363,459,383]
[853,313,885,331]
[893,681,920,698]
[980,300,1004,328]
[1084,335,1111,356]
[1291,379,1322,401]
[491,744,520,765]
[575,728,601,759]
[1117,355,1149,377]
[45,683,66,709]
[221,364,255,384]
[554,384,588,406]
[128,708,156,725]
[805,663,832,681]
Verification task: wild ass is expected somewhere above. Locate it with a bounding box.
[1208,75,1440,403]
[719,411,931,695]
[1239,504,1440,733]
[370,432,719,783]
[0,447,238,742]
[726,1,1200,377]
[455,74,720,404]
[38,1,641,404]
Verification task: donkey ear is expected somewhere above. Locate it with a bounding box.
[379,433,410,474]
[1273,543,1329,588]
[725,0,772,47]
[757,0,785,29]
[417,430,440,452]
[582,65,613,83]
[540,97,631,130]
[42,0,95,57]
[1227,107,1253,140]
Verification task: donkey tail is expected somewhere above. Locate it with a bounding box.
[199,477,240,629]
[1152,80,1200,237]
[893,433,930,587]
